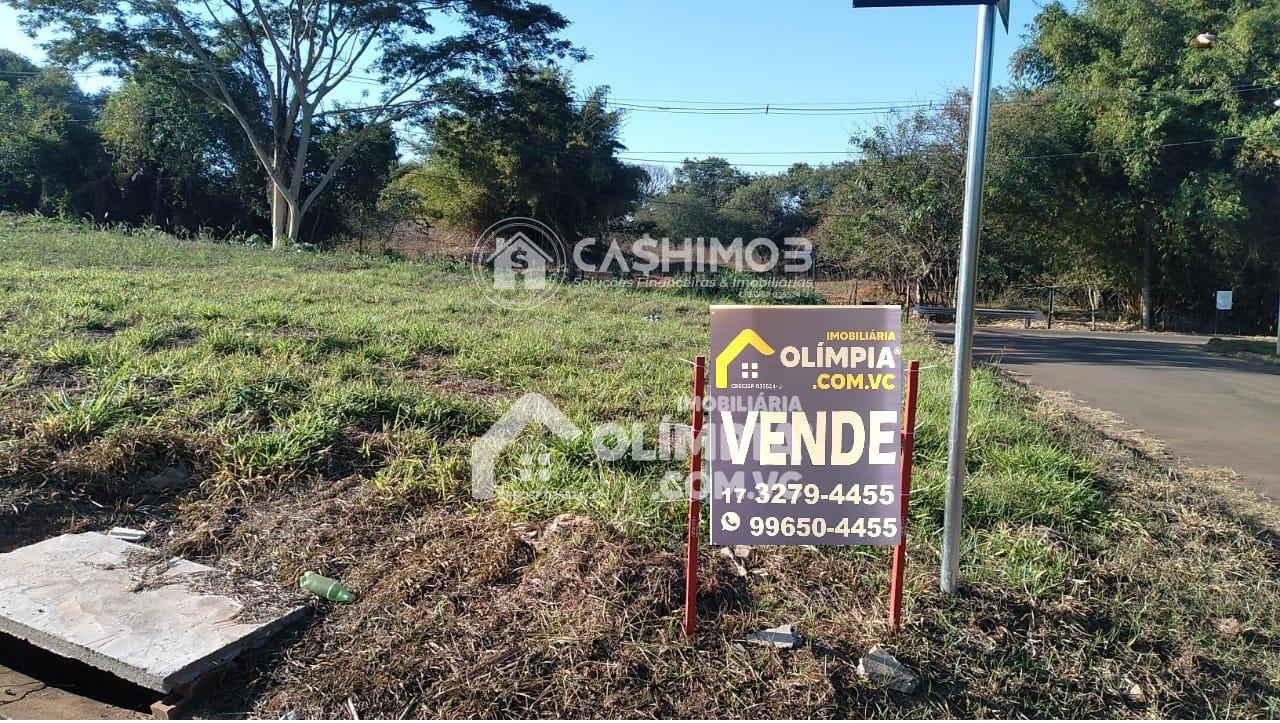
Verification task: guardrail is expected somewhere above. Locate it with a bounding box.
[913,305,1045,329]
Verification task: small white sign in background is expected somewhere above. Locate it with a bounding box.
[1216,290,1233,311]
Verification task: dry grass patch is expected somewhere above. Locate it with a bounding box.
[2,217,1278,718]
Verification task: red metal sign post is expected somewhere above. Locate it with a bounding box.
[682,355,707,637]
[888,359,921,632]
[684,354,918,636]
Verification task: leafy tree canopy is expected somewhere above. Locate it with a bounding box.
[5,0,581,245]
[395,66,643,239]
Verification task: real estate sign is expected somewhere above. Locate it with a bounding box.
[708,305,904,546]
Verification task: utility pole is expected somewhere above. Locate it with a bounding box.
[851,0,1007,594]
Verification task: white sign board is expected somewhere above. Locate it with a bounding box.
[1216,290,1233,311]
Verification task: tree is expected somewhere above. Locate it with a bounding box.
[1014,0,1280,329]
[817,94,969,306]
[637,163,673,198]
[982,88,1118,295]
[8,0,581,246]
[635,158,747,240]
[723,162,852,241]
[97,61,263,231]
[396,66,643,238]
[637,158,851,245]
[300,114,398,243]
[0,50,105,216]
[668,157,750,207]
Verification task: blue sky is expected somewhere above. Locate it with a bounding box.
[0,0,1068,170]
[552,0,1056,169]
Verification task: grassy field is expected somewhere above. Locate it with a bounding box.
[1205,337,1280,366]
[1,214,1278,717]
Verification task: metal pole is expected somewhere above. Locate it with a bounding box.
[889,360,921,632]
[941,1,997,595]
[1275,269,1279,355]
[682,355,706,637]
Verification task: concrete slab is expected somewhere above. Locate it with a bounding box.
[0,533,305,693]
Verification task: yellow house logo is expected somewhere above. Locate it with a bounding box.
[714,329,775,388]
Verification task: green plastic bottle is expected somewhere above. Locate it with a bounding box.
[299,571,355,602]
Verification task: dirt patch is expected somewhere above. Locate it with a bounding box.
[401,352,511,400]
[5,381,1279,717]
[343,222,477,261]
[78,329,118,343]
[814,277,891,305]
[168,477,878,718]
[1228,350,1280,366]
[0,428,211,553]
[85,380,1270,719]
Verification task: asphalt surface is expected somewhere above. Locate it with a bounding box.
[932,326,1280,502]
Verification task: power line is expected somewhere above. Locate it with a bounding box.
[1012,134,1251,160]
[620,157,844,168]
[601,101,940,115]
[393,131,1269,218]
[313,72,1280,118]
[0,69,117,79]
[625,150,859,155]
[350,76,1277,108]
[7,64,1276,102]
[7,66,1272,167]
[597,82,1277,105]
[27,100,428,123]
[587,96,944,107]
[31,107,1261,167]
[617,133,1262,167]
[392,167,862,219]
[9,67,1276,124]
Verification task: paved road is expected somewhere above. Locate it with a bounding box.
[933,326,1280,501]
